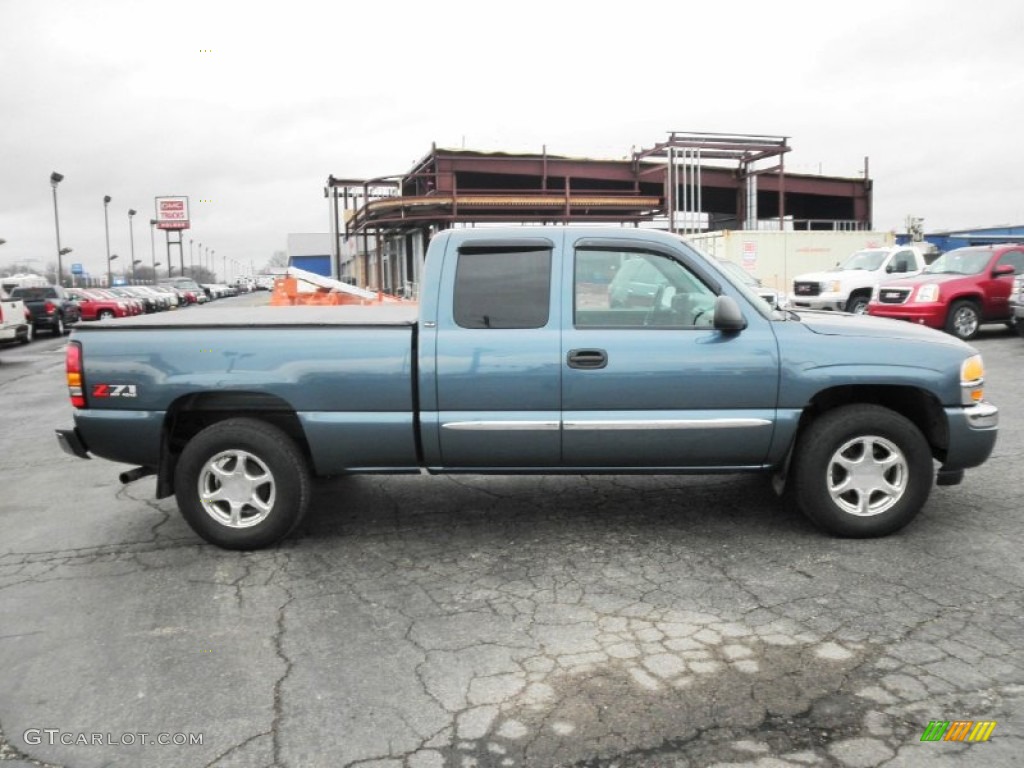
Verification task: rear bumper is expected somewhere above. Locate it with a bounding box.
[56,427,91,460]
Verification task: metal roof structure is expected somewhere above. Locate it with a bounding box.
[325,134,874,290]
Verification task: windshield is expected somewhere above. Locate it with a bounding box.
[923,248,991,276]
[837,249,888,271]
[717,260,759,287]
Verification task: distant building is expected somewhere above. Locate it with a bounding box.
[896,224,1024,252]
[327,134,875,294]
[286,233,332,277]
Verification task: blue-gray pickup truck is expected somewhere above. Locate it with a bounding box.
[57,227,999,549]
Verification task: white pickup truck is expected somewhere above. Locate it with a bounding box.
[0,291,31,346]
[791,245,932,314]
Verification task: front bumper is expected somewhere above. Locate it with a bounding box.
[867,301,945,329]
[790,295,846,311]
[940,402,999,472]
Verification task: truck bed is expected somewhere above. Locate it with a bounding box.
[73,304,419,329]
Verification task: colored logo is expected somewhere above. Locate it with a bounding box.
[920,720,996,742]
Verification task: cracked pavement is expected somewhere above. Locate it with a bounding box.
[1,329,1022,767]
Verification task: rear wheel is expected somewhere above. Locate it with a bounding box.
[792,404,933,537]
[945,300,980,340]
[51,315,63,337]
[174,418,311,549]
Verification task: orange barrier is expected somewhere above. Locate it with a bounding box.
[269,277,412,307]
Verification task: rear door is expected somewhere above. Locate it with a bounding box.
[561,236,780,468]
[431,237,562,468]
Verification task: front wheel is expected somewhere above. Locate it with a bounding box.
[945,300,980,340]
[845,295,869,314]
[174,418,311,549]
[791,405,933,537]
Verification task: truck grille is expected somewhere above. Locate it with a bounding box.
[878,288,911,305]
[793,281,820,297]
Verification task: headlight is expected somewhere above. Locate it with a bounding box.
[961,354,985,405]
[825,280,841,293]
[914,284,940,302]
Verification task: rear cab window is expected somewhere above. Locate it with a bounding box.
[453,247,552,329]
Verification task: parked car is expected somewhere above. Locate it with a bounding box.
[101,288,144,315]
[0,291,32,345]
[59,226,998,549]
[66,288,130,321]
[159,278,205,304]
[1010,273,1024,337]
[10,285,81,336]
[791,245,932,314]
[867,244,1024,340]
[718,260,786,309]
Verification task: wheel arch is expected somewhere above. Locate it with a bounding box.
[156,391,312,499]
[786,384,948,468]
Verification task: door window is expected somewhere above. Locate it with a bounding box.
[575,248,716,329]
[995,250,1024,274]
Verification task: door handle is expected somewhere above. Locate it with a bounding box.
[567,349,608,369]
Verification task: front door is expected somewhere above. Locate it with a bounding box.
[561,237,780,468]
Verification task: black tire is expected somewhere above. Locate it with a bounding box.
[945,300,980,340]
[174,418,311,549]
[845,294,869,314]
[791,404,933,538]
[51,315,63,337]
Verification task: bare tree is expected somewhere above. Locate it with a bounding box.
[264,250,289,270]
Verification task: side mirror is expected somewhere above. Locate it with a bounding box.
[713,295,747,332]
[993,265,1015,277]
[885,265,893,273]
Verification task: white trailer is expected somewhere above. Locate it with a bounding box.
[684,230,896,293]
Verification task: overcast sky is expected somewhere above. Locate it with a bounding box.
[3,0,1023,280]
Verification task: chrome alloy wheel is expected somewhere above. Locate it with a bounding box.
[951,305,979,338]
[827,435,908,517]
[198,449,276,528]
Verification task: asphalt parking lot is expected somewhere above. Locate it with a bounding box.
[1,312,1022,768]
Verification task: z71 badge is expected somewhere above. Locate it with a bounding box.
[92,383,138,398]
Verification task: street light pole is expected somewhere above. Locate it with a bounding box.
[128,209,138,284]
[103,196,113,287]
[189,239,194,277]
[50,172,64,286]
[149,219,157,284]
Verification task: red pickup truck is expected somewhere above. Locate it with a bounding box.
[867,244,1024,340]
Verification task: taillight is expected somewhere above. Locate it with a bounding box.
[46,302,56,314]
[66,341,86,408]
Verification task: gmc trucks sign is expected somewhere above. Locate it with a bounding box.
[155,196,190,230]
